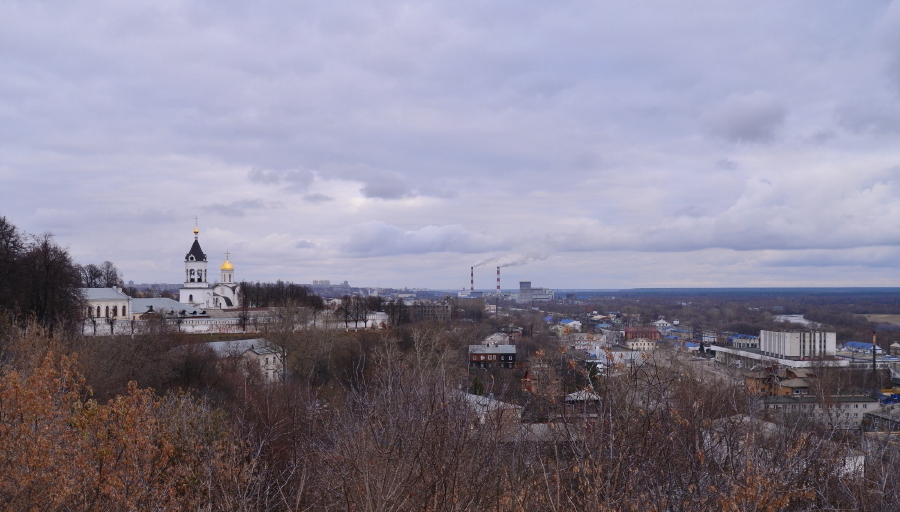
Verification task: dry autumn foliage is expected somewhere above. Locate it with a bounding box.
[0,353,250,511]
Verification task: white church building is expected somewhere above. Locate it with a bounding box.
[178,224,241,309]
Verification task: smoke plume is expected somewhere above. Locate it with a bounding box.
[473,253,548,268]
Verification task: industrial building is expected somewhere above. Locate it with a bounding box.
[516,281,553,303]
[711,330,845,369]
[760,330,836,359]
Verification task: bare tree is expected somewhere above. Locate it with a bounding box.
[79,263,104,287]
[21,233,84,332]
[351,295,368,329]
[0,217,23,312]
[99,260,123,288]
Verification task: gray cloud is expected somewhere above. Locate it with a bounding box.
[247,169,315,192]
[303,193,333,203]
[760,247,900,269]
[247,169,281,184]
[2,1,900,287]
[342,222,504,257]
[877,0,900,89]
[703,91,786,143]
[360,177,412,200]
[715,158,738,170]
[835,102,900,134]
[204,199,281,217]
[547,169,900,254]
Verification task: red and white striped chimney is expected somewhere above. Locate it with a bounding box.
[496,266,500,293]
[470,266,474,292]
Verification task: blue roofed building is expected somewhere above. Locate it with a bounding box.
[843,341,883,354]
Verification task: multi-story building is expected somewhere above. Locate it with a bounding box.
[408,300,452,322]
[728,334,760,349]
[864,403,900,431]
[763,395,879,429]
[624,338,656,351]
[516,281,553,303]
[469,344,517,369]
[625,327,660,341]
[760,330,836,359]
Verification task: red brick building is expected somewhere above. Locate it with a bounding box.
[625,327,660,341]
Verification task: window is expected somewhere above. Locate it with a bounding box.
[105,306,109,317]
[97,306,101,317]
[112,306,117,317]
[122,306,126,317]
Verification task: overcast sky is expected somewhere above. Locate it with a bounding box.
[2,1,900,289]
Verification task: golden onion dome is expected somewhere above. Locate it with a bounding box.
[221,259,234,271]
[193,226,199,234]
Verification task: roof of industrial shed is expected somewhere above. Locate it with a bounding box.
[844,341,879,350]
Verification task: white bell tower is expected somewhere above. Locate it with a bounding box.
[179,218,212,307]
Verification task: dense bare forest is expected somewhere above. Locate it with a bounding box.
[3,316,900,511]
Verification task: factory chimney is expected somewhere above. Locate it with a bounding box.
[470,266,474,292]
[496,266,500,293]
[873,330,878,391]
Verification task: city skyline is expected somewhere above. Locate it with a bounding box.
[3,1,900,289]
